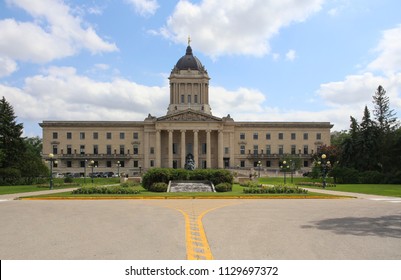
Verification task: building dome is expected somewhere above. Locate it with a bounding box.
[174,45,205,71]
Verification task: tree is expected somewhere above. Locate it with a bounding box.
[372,85,398,132]
[0,96,25,169]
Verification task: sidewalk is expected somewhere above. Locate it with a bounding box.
[304,187,401,201]
[0,188,79,201]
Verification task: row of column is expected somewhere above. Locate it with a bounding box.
[154,129,223,169]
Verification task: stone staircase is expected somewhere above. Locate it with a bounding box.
[168,180,215,192]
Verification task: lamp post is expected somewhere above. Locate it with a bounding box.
[116,161,121,177]
[290,160,294,184]
[139,165,142,175]
[90,160,95,184]
[280,160,289,184]
[48,153,58,190]
[257,161,262,178]
[84,159,87,184]
[319,154,331,188]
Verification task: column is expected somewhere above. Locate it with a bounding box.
[193,130,199,169]
[168,130,173,168]
[181,130,186,168]
[155,130,161,167]
[229,132,235,168]
[206,130,211,168]
[144,131,149,169]
[218,130,224,169]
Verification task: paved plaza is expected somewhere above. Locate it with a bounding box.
[0,190,400,260]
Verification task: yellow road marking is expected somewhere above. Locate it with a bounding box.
[144,200,241,260]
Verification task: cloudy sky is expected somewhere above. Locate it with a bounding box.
[1,0,401,137]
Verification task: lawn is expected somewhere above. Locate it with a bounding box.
[22,183,341,199]
[0,177,120,195]
[258,177,401,197]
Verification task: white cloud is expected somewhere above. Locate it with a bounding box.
[160,0,323,57]
[285,49,297,61]
[125,0,159,16]
[0,0,117,65]
[0,56,18,77]
[367,24,401,74]
[316,24,401,128]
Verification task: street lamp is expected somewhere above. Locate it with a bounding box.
[319,154,331,188]
[48,153,58,190]
[139,165,142,175]
[116,161,121,177]
[84,159,87,184]
[90,160,95,184]
[280,160,289,184]
[257,161,262,178]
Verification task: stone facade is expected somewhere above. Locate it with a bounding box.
[40,44,332,176]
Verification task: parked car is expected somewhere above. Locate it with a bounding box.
[103,172,114,178]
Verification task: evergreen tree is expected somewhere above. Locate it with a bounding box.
[372,85,398,132]
[357,106,379,170]
[0,96,25,169]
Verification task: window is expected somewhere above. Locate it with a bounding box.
[253,133,258,140]
[120,145,125,155]
[67,145,72,154]
[150,147,154,154]
[194,95,198,103]
[240,145,245,155]
[266,145,271,155]
[120,132,125,140]
[188,95,191,103]
[303,133,308,140]
[119,161,125,168]
[134,161,139,168]
[150,160,154,167]
[93,145,98,155]
[67,132,72,139]
[303,145,309,155]
[291,133,296,140]
[107,132,112,140]
[291,145,296,155]
[224,147,229,154]
[240,160,245,168]
[133,144,139,155]
[240,133,245,140]
[181,95,185,103]
[316,133,322,140]
[202,143,207,154]
[80,161,86,168]
[172,143,178,154]
[52,132,58,139]
[133,132,139,139]
[304,161,309,167]
[67,161,72,168]
[106,161,112,168]
[278,133,284,140]
[106,145,112,155]
[93,132,98,139]
[80,145,85,154]
[253,145,258,155]
[80,132,85,140]
[266,161,271,167]
[266,133,271,140]
[52,145,58,154]
[278,145,284,155]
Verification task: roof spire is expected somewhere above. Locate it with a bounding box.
[188,35,191,46]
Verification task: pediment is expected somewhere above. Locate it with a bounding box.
[157,110,222,122]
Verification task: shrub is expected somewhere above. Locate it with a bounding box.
[64,177,73,183]
[149,182,168,192]
[331,167,359,184]
[243,185,308,194]
[214,182,232,192]
[359,170,385,184]
[141,168,233,191]
[0,168,21,185]
[296,182,336,188]
[72,186,141,195]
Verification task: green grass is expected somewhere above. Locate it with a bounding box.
[258,177,401,197]
[24,183,339,199]
[0,177,120,195]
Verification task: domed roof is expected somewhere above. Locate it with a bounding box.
[174,45,205,71]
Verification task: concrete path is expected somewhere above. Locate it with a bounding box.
[0,188,78,201]
[304,187,401,202]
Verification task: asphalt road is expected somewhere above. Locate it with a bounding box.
[0,192,400,260]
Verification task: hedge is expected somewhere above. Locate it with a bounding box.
[142,168,233,190]
[72,186,141,194]
[243,185,308,194]
[214,182,232,192]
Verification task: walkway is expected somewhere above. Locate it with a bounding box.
[0,188,78,201]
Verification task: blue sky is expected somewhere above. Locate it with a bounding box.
[1,0,401,137]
